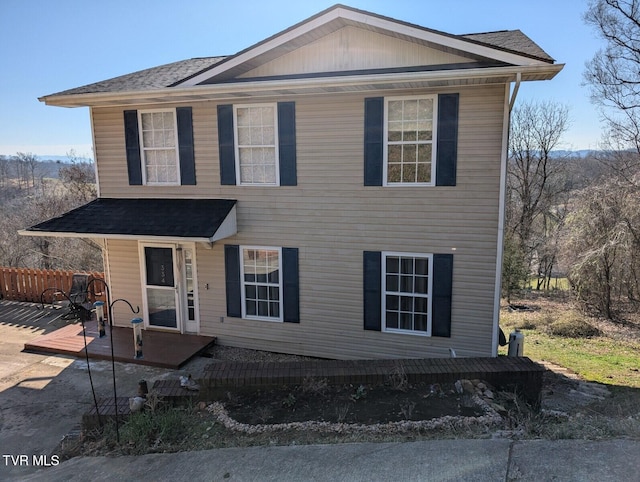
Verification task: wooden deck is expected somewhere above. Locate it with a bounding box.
[23,319,215,369]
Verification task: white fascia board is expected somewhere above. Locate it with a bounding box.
[177,8,347,87]
[18,229,211,243]
[338,8,550,67]
[41,63,563,108]
[178,6,551,87]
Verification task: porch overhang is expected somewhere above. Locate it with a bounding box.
[19,198,237,243]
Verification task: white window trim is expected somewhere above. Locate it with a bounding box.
[240,245,284,322]
[382,95,438,187]
[138,108,181,186]
[381,251,433,336]
[233,103,280,186]
[179,243,200,335]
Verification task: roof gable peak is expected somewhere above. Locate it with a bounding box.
[177,4,555,87]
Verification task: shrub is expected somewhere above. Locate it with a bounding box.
[545,316,601,338]
[118,406,194,452]
[301,377,329,396]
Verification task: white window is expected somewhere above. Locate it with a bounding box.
[382,252,433,335]
[139,110,180,185]
[384,96,437,186]
[240,246,283,321]
[234,104,279,185]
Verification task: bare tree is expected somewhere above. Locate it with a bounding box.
[0,154,102,271]
[565,174,640,318]
[584,0,640,157]
[15,152,39,188]
[0,155,10,187]
[59,150,96,203]
[505,100,570,292]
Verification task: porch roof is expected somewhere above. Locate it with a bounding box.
[19,198,237,243]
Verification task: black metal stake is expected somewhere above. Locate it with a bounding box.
[40,287,102,428]
[86,279,139,445]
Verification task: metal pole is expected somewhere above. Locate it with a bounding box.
[86,279,139,445]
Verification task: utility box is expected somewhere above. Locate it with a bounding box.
[508,329,524,357]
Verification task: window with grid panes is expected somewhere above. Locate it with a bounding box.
[382,253,432,334]
[139,110,180,184]
[384,96,436,185]
[241,247,282,321]
[234,105,278,185]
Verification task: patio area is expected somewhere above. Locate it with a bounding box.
[23,319,215,369]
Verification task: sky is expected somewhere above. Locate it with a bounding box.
[0,0,605,158]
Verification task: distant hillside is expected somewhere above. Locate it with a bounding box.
[36,155,94,163]
[0,154,93,163]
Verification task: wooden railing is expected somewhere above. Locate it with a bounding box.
[0,267,106,304]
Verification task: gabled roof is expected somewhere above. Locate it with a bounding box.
[51,57,226,97]
[462,30,554,63]
[20,198,237,243]
[40,4,562,107]
[179,4,555,87]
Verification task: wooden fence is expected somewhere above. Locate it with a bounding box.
[0,267,106,304]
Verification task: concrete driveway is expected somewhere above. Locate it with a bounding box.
[0,300,206,480]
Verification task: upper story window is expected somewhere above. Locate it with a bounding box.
[218,102,296,187]
[234,104,279,185]
[384,96,437,186]
[138,110,180,185]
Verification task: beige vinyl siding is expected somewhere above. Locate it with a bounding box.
[94,83,506,359]
[104,239,143,326]
[240,26,475,78]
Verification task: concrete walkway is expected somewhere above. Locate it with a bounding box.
[15,439,640,482]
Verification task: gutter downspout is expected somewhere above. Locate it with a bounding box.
[491,72,521,356]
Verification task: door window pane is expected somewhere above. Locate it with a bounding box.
[147,287,177,328]
[145,247,174,287]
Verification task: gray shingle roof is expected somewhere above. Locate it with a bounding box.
[462,30,554,62]
[24,198,237,240]
[46,57,227,97]
[41,5,554,100]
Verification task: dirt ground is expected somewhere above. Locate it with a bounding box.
[224,381,484,426]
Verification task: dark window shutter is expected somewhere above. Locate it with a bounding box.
[432,253,453,337]
[224,245,242,318]
[436,93,459,187]
[277,102,297,186]
[364,97,384,186]
[217,104,236,185]
[282,247,299,323]
[176,107,196,185]
[363,251,382,331]
[124,110,142,185]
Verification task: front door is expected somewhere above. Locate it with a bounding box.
[142,245,180,330]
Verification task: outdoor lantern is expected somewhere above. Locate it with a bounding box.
[94,301,106,338]
[131,317,143,359]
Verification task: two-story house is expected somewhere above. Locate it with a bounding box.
[22,5,562,359]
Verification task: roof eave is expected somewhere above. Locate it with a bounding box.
[18,229,214,243]
[39,63,564,108]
